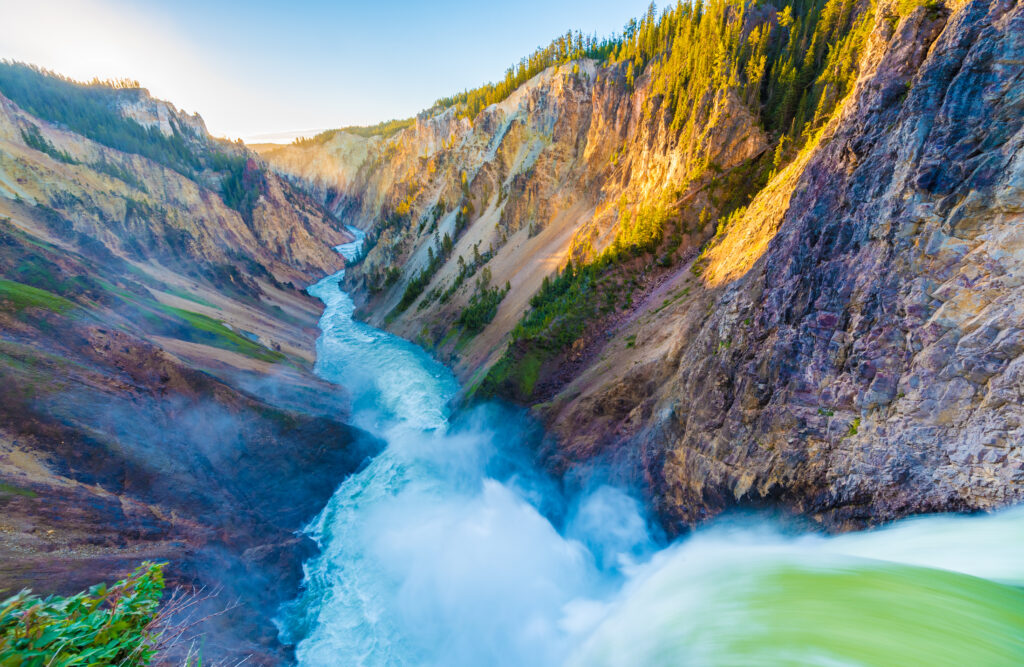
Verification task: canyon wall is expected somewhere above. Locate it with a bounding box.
[0,80,368,663]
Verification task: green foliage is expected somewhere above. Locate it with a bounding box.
[476,350,544,401]
[617,0,874,149]
[603,199,673,263]
[895,0,944,18]
[91,158,147,191]
[847,416,861,436]
[513,260,600,352]
[0,279,77,313]
[440,243,496,305]
[0,62,200,175]
[19,124,77,164]
[457,270,510,335]
[419,0,874,143]
[477,206,674,399]
[485,199,672,371]
[473,0,879,404]
[292,118,416,146]
[396,244,444,312]
[0,562,165,666]
[0,482,37,499]
[211,153,265,223]
[516,353,543,397]
[387,0,877,404]
[434,30,617,120]
[454,205,471,237]
[394,211,482,313]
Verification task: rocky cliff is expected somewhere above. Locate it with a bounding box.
[258,0,1024,533]
[550,0,1024,530]
[0,71,370,663]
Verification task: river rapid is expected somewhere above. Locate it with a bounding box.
[276,253,1024,666]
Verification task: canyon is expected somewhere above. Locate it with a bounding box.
[0,0,1022,662]
[257,0,1024,533]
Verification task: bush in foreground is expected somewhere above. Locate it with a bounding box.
[0,562,165,666]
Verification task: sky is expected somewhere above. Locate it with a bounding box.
[0,0,654,143]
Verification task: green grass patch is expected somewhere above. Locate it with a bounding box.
[517,352,542,398]
[95,278,141,301]
[154,304,285,363]
[0,279,76,313]
[474,349,546,402]
[0,482,37,499]
[438,327,459,350]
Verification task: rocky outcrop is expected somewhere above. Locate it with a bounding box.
[114,87,210,139]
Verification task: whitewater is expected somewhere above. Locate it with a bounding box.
[277,242,1024,666]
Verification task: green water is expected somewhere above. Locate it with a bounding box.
[738,565,1024,665]
[570,512,1024,666]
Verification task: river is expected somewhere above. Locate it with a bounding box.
[276,253,1024,666]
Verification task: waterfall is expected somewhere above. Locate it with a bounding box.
[277,246,1024,666]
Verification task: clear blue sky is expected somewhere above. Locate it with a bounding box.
[0,0,655,142]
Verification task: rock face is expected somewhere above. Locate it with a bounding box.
[260,0,1024,533]
[0,79,368,662]
[626,0,1024,529]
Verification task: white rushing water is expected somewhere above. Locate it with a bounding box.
[278,248,1024,666]
[334,225,366,263]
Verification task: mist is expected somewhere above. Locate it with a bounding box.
[277,404,654,666]
[277,267,1024,666]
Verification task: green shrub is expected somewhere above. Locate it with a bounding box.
[19,125,77,164]
[210,152,265,223]
[458,279,510,335]
[396,243,446,312]
[92,158,148,192]
[0,562,166,666]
